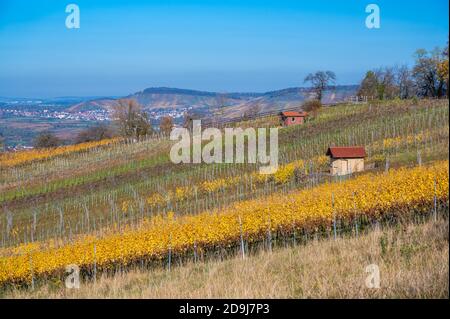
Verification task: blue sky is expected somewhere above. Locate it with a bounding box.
[0,0,448,97]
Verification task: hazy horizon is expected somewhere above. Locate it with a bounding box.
[0,84,362,100]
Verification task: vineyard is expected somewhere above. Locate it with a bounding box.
[0,138,121,168]
[0,99,448,292]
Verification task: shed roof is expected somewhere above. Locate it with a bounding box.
[326,146,366,158]
[280,111,308,117]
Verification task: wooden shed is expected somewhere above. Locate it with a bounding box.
[279,111,308,127]
[326,146,366,176]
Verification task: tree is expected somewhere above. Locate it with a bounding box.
[357,71,378,98]
[359,67,409,100]
[304,71,336,102]
[412,48,445,98]
[437,41,449,98]
[75,124,114,144]
[395,65,415,99]
[374,67,398,99]
[33,132,61,148]
[159,116,174,136]
[357,41,449,100]
[112,99,153,139]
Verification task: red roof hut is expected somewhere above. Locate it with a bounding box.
[280,111,308,126]
[326,146,366,176]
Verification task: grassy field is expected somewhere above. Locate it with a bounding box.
[0,99,448,297]
[2,216,447,298]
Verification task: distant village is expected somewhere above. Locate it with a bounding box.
[1,108,110,121]
[0,105,191,122]
[0,102,194,151]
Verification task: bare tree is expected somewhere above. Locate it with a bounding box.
[112,99,153,140]
[395,65,415,99]
[304,71,336,102]
[159,116,174,136]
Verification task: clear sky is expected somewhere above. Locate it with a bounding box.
[0,0,448,97]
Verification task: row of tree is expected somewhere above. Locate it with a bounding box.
[303,42,449,103]
[358,43,449,99]
[299,42,449,117]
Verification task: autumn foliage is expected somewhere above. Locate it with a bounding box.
[0,138,120,168]
[0,161,447,285]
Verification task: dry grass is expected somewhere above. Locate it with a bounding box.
[3,217,448,299]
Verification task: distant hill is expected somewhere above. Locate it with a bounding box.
[125,87,261,110]
[67,87,261,113]
[67,85,359,115]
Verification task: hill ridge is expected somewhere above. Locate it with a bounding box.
[68,85,359,115]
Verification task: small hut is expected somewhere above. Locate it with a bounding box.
[326,146,366,176]
[279,111,308,127]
